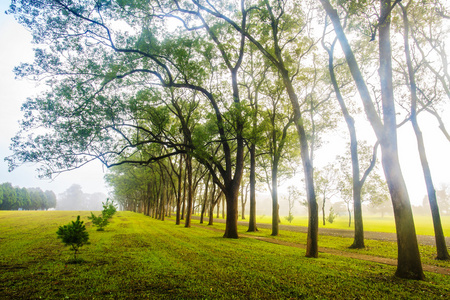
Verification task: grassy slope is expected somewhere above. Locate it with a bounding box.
[0,211,449,299]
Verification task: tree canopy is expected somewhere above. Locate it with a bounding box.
[0,182,56,210]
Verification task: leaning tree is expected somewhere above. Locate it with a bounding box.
[7,0,254,238]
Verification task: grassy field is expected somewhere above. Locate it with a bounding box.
[200,218,450,268]
[1,211,449,299]
[252,214,450,236]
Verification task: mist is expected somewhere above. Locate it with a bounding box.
[56,184,107,211]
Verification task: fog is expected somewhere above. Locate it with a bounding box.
[56,184,107,211]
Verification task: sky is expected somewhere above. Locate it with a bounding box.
[0,2,108,196]
[1,2,450,206]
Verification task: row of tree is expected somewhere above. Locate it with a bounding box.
[0,182,56,210]
[7,0,450,280]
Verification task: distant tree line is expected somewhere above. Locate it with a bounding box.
[0,182,56,210]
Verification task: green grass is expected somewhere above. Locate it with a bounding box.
[197,220,450,268]
[251,214,450,236]
[1,211,450,299]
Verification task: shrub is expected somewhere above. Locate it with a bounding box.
[102,198,117,219]
[327,206,337,224]
[285,213,294,223]
[88,199,117,231]
[88,212,109,231]
[56,215,89,262]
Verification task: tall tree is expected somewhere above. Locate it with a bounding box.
[399,1,449,260]
[321,23,377,248]
[314,164,339,226]
[193,0,320,257]
[318,0,424,279]
[257,79,296,236]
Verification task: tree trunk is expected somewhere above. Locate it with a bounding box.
[208,203,215,225]
[351,184,364,247]
[176,155,183,225]
[160,186,165,221]
[200,174,210,224]
[222,195,225,219]
[280,69,318,258]
[347,203,351,227]
[217,197,220,218]
[381,146,424,279]
[378,0,423,279]
[181,162,187,220]
[324,40,365,248]
[240,183,246,220]
[322,193,326,226]
[247,143,258,232]
[411,118,449,260]
[271,159,279,236]
[223,187,239,239]
[185,153,193,228]
[167,191,171,217]
[208,185,219,226]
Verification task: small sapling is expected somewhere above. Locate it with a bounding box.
[56,215,89,263]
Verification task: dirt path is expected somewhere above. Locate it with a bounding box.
[238,220,450,246]
[199,217,450,246]
[190,217,450,276]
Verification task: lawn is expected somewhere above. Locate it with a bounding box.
[199,219,450,268]
[0,211,449,299]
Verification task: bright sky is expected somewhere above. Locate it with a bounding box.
[1,2,450,206]
[0,2,108,196]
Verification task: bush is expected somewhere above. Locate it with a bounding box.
[88,212,109,231]
[88,199,117,231]
[285,213,294,223]
[327,207,337,224]
[102,198,117,219]
[56,215,89,262]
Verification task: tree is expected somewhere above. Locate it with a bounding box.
[88,198,116,231]
[0,183,18,210]
[240,46,268,232]
[7,0,251,239]
[0,183,57,210]
[102,198,117,218]
[435,184,450,216]
[88,212,109,231]
[257,76,297,236]
[44,190,57,210]
[56,185,85,211]
[314,164,339,226]
[326,206,337,224]
[105,164,151,213]
[193,0,321,256]
[200,173,210,224]
[56,215,89,262]
[321,18,377,248]
[16,187,31,210]
[398,1,449,260]
[239,179,249,220]
[284,185,301,224]
[335,139,380,246]
[318,0,425,280]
